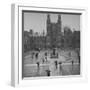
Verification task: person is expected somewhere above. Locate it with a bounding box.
[78,56,80,64]
[36,61,40,69]
[44,52,47,62]
[71,60,74,73]
[45,52,47,56]
[55,61,58,69]
[59,62,62,74]
[76,48,80,64]
[77,51,80,64]
[46,70,51,76]
[71,60,74,66]
[35,52,38,60]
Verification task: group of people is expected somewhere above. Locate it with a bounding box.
[31,51,39,59]
[54,61,62,70]
[30,49,63,76]
[30,48,80,76]
[31,50,48,67]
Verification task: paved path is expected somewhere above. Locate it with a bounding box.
[23,50,80,77]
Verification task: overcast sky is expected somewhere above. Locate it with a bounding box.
[24,12,80,33]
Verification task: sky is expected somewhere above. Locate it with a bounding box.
[24,12,80,33]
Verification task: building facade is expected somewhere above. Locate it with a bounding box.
[46,14,62,48]
[24,14,80,52]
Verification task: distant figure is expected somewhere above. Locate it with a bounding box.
[78,56,80,64]
[36,62,40,69]
[77,52,80,64]
[46,70,51,76]
[59,62,62,74]
[35,53,39,60]
[76,48,80,64]
[71,60,74,73]
[45,52,47,62]
[71,60,74,66]
[45,52,47,56]
[55,61,58,69]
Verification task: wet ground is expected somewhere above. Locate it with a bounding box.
[23,49,80,77]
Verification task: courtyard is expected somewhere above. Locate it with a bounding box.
[23,49,80,77]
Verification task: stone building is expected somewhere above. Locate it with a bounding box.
[46,14,62,49]
[24,14,80,52]
[64,26,73,48]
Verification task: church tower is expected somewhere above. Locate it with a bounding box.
[46,14,62,48]
[47,14,51,36]
[57,14,62,32]
[47,14,50,24]
[56,14,62,48]
[57,14,61,24]
[46,14,51,48]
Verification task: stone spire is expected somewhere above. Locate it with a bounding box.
[47,14,51,24]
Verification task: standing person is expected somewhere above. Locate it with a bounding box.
[71,60,74,66]
[36,61,40,75]
[36,61,40,70]
[45,52,47,62]
[35,52,38,60]
[76,48,80,65]
[55,61,58,69]
[77,51,80,65]
[59,62,62,75]
[46,70,51,76]
[78,55,80,65]
[71,60,74,74]
[45,52,47,56]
